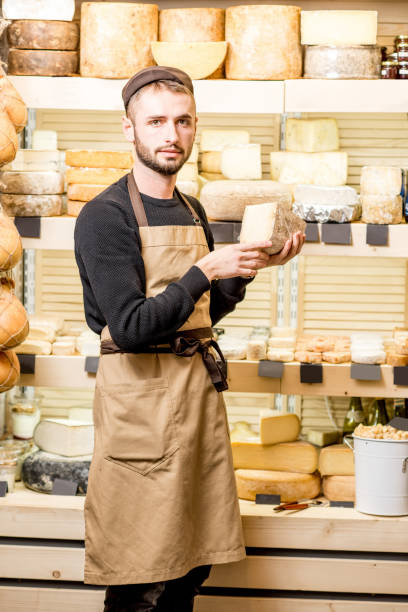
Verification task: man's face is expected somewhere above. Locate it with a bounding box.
[129,88,196,176]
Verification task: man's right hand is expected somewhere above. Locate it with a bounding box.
[196,242,273,282]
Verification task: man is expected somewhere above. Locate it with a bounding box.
[74,66,305,612]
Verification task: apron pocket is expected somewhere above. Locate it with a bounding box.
[100,378,178,476]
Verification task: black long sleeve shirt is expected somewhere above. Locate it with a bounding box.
[74,174,251,352]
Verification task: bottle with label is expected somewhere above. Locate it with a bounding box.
[367,399,389,426]
[343,397,365,436]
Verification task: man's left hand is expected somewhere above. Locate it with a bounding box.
[266,231,306,267]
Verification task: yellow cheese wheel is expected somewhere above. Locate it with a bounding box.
[67,184,106,202]
[231,439,319,474]
[65,150,132,170]
[159,8,225,42]
[67,200,86,217]
[7,20,79,51]
[323,475,355,502]
[8,49,78,76]
[318,444,354,476]
[0,349,20,392]
[65,167,129,186]
[236,469,321,502]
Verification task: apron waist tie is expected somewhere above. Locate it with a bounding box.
[100,327,228,392]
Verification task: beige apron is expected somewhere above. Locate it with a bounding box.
[84,174,245,586]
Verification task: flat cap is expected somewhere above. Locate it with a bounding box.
[122,66,194,110]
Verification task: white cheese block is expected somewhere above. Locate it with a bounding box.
[200,180,292,222]
[67,184,105,202]
[201,151,222,174]
[236,469,321,503]
[176,181,199,199]
[286,118,339,153]
[65,167,128,186]
[270,152,348,187]
[65,150,132,169]
[151,42,227,80]
[17,339,52,355]
[323,475,355,502]
[301,10,378,46]
[271,327,297,338]
[260,413,300,446]
[221,144,262,180]
[52,340,75,356]
[34,419,94,457]
[3,150,60,172]
[318,444,355,476]
[28,319,56,342]
[76,332,100,357]
[0,171,64,195]
[232,439,319,473]
[294,184,359,207]
[0,194,62,217]
[267,349,294,362]
[360,166,402,196]
[177,163,198,182]
[159,8,225,43]
[187,144,199,164]
[268,337,296,349]
[2,0,75,21]
[200,130,250,152]
[32,130,58,150]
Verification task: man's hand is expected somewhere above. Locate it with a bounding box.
[266,231,306,267]
[196,241,273,282]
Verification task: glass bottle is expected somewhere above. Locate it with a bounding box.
[343,397,365,436]
[394,399,408,418]
[367,399,389,426]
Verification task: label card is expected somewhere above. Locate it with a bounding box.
[256,494,281,505]
[17,354,36,374]
[258,360,284,379]
[305,223,320,243]
[329,501,354,508]
[300,363,323,384]
[209,222,235,243]
[14,217,41,238]
[366,224,389,246]
[394,366,408,386]
[0,481,8,497]
[321,223,351,245]
[85,356,99,373]
[350,364,381,381]
[52,478,78,496]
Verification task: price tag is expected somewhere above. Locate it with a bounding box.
[366,224,388,246]
[209,222,235,243]
[350,364,381,381]
[84,356,99,373]
[321,223,351,245]
[300,363,323,384]
[258,360,284,379]
[14,217,41,238]
[17,354,36,374]
[256,494,281,505]
[52,478,78,496]
[394,366,408,386]
[0,481,8,497]
[329,501,354,508]
[305,223,320,243]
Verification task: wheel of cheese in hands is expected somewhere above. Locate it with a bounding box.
[0,278,29,350]
[0,206,22,270]
[8,49,79,76]
[0,349,20,392]
[7,20,80,51]
[0,71,28,133]
[159,8,225,42]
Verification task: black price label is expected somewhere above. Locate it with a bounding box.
[394,366,408,386]
[258,360,284,379]
[256,494,281,505]
[84,356,99,373]
[14,217,41,238]
[0,481,8,497]
[350,364,381,381]
[17,354,36,374]
[209,222,235,243]
[321,223,351,245]
[52,479,78,496]
[366,224,389,246]
[305,223,320,243]
[300,363,323,384]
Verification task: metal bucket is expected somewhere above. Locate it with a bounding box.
[345,435,408,516]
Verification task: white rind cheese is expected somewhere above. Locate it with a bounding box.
[34,419,94,457]
[0,171,64,195]
[286,118,339,153]
[270,152,348,186]
[236,469,321,503]
[360,166,402,196]
[0,194,62,216]
[221,144,262,180]
[2,0,75,21]
[151,42,227,80]
[301,10,378,46]
[200,129,250,152]
[294,184,358,206]
[32,130,58,150]
[3,150,60,172]
[231,439,319,473]
[260,413,300,446]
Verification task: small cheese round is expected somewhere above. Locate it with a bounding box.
[0,171,64,195]
[236,469,321,503]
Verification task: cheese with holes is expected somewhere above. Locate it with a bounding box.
[67,184,105,202]
[17,339,52,355]
[3,150,60,172]
[271,152,348,187]
[159,8,225,43]
[67,200,85,217]
[201,152,222,174]
[225,5,302,80]
[236,469,321,502]
[34,419,94,457]
[361,194,402,225]
[200,130,250,152]
[0,171,64,195]
[232,439,319,473]
[65,167,128,186]
[200,180,292,222]
[221,144,262,180]
[323,475,355,502]
[8,49,78,76]
[240,202,306,254]
[177,163,198,182]
[301,11,377,46]
[80,3,158,79]
[32,130,57,150]
[318,444,354,476]
[360,166,402,195]
[0,194,62,217]
[2,0,75,21]
[260,413,300,446]
[267,349,294,362]
[151,42,227,80]
[8,20,79,51]
[286,118,339,153]
[175,181,199,198]
[65,150,132,169]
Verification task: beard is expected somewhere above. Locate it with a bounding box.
[133,129,192,176]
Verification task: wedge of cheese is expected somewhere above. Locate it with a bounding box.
[200,130,250,152]
[322,475,355,502]
[286,118,339,153]
[270,152,348,187]
[151,42,227,80]
[65,150,132,169]
[260,413,300,445]
[236,469,321,502]
[221,144,262,180]
[318,444,355,476]
[232,439,319,473]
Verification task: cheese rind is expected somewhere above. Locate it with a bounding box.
[361,194,403,225]
[8,20,79,51]
[65,150,132,169]
[67,184,106,202]
[8,49,78,76]
[0,194,62,217]
[22,450,91,494]
[3,149,60,172]
[200,130,250,152]
[201,151,222,174]
[0,171,64,195]
[318,444,355,476]
[159,8,225,43]
[231,439,319,473]
[323,475,355,502]
[286,118,339,153]
[301,10,378,46]
[360,166,402,195]
[294,184,358,206]
[236,469,321,503]
[270,152,348,187]
[260,413,300,446]
[151,42,227,81]
[34,419,94,457]
[67,200,85,217]
[221,144,262,180]
[65,167,128,186]
[2,0,75,21]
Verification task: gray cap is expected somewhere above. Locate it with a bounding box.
[122,66,194,110]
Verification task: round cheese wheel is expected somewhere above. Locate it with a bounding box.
[0,113,18,167]
[236,469,321,503]
[65,167,128,186]
[22,450,91,495]
[8,49,78,76]
[0,72,27,133]
[201,151,222,174]
[0,171,64,195]
[0,207,22,270]
[80,3,158,79]
[65,150,132,169]
[7,20,79,51]
[225,5,302,80]
[67,184,106,202]
[0,194,63,217]
[159,8,225,42]
[323,475,355,502]
[0,349,20,392]
[387,353,408,367]
[67,200,86,217]
[0,279,29,350]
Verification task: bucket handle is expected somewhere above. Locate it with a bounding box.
[402,458,408,474]
[343,435,354,451]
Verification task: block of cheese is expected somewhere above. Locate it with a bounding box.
[32,130,58,150]
[294,185,358,207]
[67,200,85,217]
[294,351,322,363]
[322,351,351,364]
[65,150,132,169]
[306,337,335,352]
[271,327,296,338]
[221,144,262,180]
[323,475,355,502]
[17,339,52,355]
[201,152,222,174]
[301,11,377,46]
[177,163,198,182]
[200,130,250,152]
[387,353,408,366]
[240,202,306,255]
[80,3,158,79]
[187,144,199,164]
[306,430,340,447]
[246,340,266,361]
[52,340,75,356]
[0,194,62,217]
[236,469,321,503]
[260,413,300,445]
[286,118,339,153]
[361,194,402,224]
[76,331,100,356]
[159,8,225,43]
[65,167,128,186]
[231,439,319,473]
[176,181,199,199]
[34,419,94,457]
[22,450,91,495]
[271,152,348,187]
[3,150,60,172]
[0,171,64,195]
[28,318,57,342]
[225,5,302,80]
[8,20,79,51]
[268,337,296,349]
[318,444,354,476]
[67,184,105,202]
[267,349,294,362]
[2,0,75,21]
[8,49,78,76]
[151,42,227,81]
[360,166,402,196]
[200,172,224,182]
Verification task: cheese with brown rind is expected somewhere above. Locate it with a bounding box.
[322,351,351,364]
[0,171,64,195]
[7,20,79,51]
[236,469,321,502]
[260,413,300,446]
[294,351,322,364]
[360,166,402,196]
[0,194,62,217]
[65,167,128,186]
[323,475,355,502]
[65,150,132,169]
[8,49,78,76]
[151,42,227,81]
[159,8,225,43]
[386,353,408,366]
[318,444,354,476]
[201,152,222,174]
[67,200,86,217]
[67,184,106,202]
[231,439,319,474]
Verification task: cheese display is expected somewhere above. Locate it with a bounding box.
[65,150,132,169]
[3,150,60,172]
[236,469,321,503]
[0,70,28,134]
[159,8,225,43]
[301,11,378,46]
[306,430,339,447]
[360,166,402,195]
[65,167,128,186]
[387,353,408,366]
[322,351,351,364]
[303,45,382,80]
[318,444,354,476]
[260,413,300,446]
[32,130,57,150]
[286,118,339,153]
[0,350,20,391]
[34,419,94,457]
[28,318,57,342]
[7,20,79,51]
[0,279,29,350]
[200,180,292,222]
[2,0,75,21]
[151,42,227,81]
[0,114,18,167]
[16,339,52,355]
[231,439,319,473]
[0,206,22,270]
[0,171,64,194]
[225,5,302,80]
[293,185,360,224]
[267,349,294,362]
[22,450,91,494]
[323,475,355,502]
[361,194,402,224]
[0,194,63,217]
[200,130,250,152]
[8,50,79,76]
[67,184,106,202]
[201,152,222,174]
[52,340,76,355]
[80,2,158,79]
[221,144,262,180]
[239,202,306,255]
[270,152,348,187]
